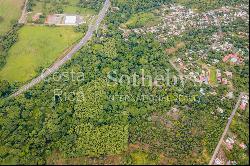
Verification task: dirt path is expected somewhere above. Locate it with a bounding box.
[18,0,28,24]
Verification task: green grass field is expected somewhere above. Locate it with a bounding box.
[125,12,161,29]
[0,0,25,35]
[0,26,82,82]
[209,67,217,85]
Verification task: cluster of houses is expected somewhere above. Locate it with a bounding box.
[174,57,231,86]
[216,69,233,85]
[215,133,248,165]
[124,4,249,42]
[215,126,249,165]
[224,136,248,151]
[171,44,246,89]
[212,41,234,52]
[210,39,246,64]
[174,58,208,83]
[175,57,210,84]
[191,70,209,84]
[141,4,249,165]
[214,94,249,165]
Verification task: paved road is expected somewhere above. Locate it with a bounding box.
[11,0,111,97]
[209,92,245,165]
[18,0,28,24]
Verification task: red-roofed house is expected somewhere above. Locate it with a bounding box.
[240,102,247,110]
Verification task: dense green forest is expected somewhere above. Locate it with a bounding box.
[0,0,249,165]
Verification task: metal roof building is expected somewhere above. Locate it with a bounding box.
[65,16,77,25]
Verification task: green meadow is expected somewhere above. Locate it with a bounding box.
[0,0,25,35]
[125,12,160,29]
[0,26,82,82]
[209,67,217,85]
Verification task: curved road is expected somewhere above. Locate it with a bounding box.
[11,0,111,97]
